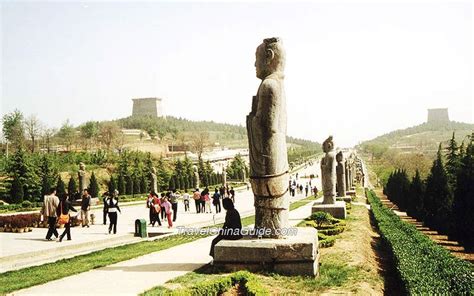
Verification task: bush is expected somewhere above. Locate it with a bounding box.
[310,211,331,227]
[367,189,474,294]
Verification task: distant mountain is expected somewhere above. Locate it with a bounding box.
[359,121,474,154]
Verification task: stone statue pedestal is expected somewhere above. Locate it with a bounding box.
[336,196,352,203]
[213,227,319,276]
[312,200,346,219]
[346,190,356,197]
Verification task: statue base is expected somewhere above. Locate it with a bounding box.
[213,227,319,276]
[336,196,352,203]
[346,190,356,196]
[312,200,347,219]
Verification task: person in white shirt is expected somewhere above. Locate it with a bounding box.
[182,191,190,212]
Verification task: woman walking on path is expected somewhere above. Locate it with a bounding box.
[160,193,166,220]
[161,197,173,228]
[151,192,162,227]
[183,191,190,212]
[213,188,221,213]
[106,194,121,234]
[193,189,201,213]
[146,192,154,225]
[58,194,77,242]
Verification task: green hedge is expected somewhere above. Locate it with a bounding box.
[143,271,269,296]
[367,189,474,294]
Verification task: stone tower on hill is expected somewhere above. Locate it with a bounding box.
[427,108,449,124]
[132,98,163,117]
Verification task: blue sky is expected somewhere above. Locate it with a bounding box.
[1,1,472,147]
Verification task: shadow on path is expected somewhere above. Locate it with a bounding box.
[101,263,206,272]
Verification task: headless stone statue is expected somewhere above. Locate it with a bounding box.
[151,167,158,193]
[78,162,87,192]
[247,37,289,238]
[321,136,336,204]
[336,151,346,197]
[193,165,200,189]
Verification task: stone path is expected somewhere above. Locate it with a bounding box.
[373,189,474,263]
[10,189,318,296]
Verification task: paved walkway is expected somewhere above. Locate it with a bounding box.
[10,194,318,296]
[1,162,322,272]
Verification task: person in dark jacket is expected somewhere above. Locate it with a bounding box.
[102,192,109,225]
[212,188,221,213]
[106,194,121,234]
[58,194,77,242]
[209,198,243,257]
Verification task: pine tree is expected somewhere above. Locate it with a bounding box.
[191,174,196,190]
[40,155,54,198]
[453,139,474,249]
[140,174,148,193]
[67,176,77,196]
[125,174,133,195]
[182,176,188,191]
[445,132,460,190]
[407,170,424,219]
[56,176,66,197]
[108,175,117,195]
[10,174,24,203]
[424,144,453,234]
[117,174,126,196]
[89,172,99,198]
[169,175,176,191]
[7,149,41,202]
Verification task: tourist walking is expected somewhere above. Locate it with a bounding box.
[160,193,166,220]
[106,194,121,234]
[150,192,161,226]
[102,192,109,225]
[161,197,173,228]
[209,198,243,258]
[58,194,77,242]
[193,189,201,213]
[229,187,235,203]
[201,188,209,213]
[204,189,212,213]
[147,192,154,225]
[212,188,221,213]
[41,187,60,241]
[80,189,91,227]
[219,186,226,199]
[183,191,190,212]
[305,184,309,196]
[170,190,179,222]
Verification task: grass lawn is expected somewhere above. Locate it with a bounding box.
[144,199,385,295]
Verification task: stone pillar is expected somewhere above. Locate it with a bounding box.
[344,161,350,191]
[222,165,227,186]
[151,167,158,193]
[193,165,200,189]
[336,151,346,197]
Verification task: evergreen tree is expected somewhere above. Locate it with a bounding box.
[445,132,460,190]
[56,176,66,197]
[39,155,54,198]
[182,176,188,191]
[7,149,41,202]
[133,175,141,195]
[125,174,133,195]
[108,175,117,195]
[169,175,176,191]
[175,175,182,190]
[89,172,99,198]
[453,138,474,249]
[140,174,148,193]
[67,176,77,196]
[407,170,424,219]
[117,173,126,196]
[191,174,196,189]
[424,144,452,234]
[10,174,24,203]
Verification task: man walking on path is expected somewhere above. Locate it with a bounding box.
[170,190,179,222]
[81,189,91,227]
[41,187,60,241]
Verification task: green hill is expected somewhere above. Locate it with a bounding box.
[360,121,474,155]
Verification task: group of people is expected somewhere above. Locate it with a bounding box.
[289,179,318,197]
[146,191,174,228]
[40,188,122,242]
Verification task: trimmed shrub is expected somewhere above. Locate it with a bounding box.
[367,189,474,294]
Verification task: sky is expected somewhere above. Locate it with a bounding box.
[1,1,472,147]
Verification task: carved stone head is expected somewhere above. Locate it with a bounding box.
[322,136,334,153]
[336,151,343,163]
[255,37,286,79]
[79,162,85,170]
[151,167,156,174]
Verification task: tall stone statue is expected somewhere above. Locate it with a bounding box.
[247,37,289,238]
[78,162,87,192]
[151,167,158,193]
[345,161,350,191]
[336,151,346,197]
[193,165,200,189]
[320,136,336,204]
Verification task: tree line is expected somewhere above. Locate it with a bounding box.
[384,132,474,250]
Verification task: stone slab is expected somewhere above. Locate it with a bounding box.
[336,196,352,203]
[214,227,319,276]
[346,190,356,196]
[312,200,347,219]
